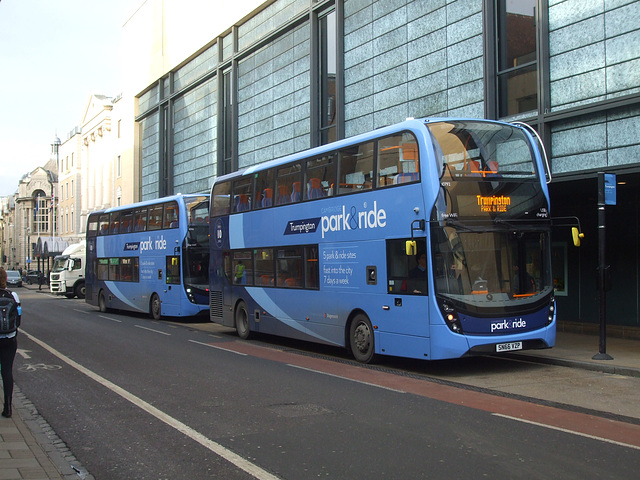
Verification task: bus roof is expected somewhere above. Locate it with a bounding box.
[89,193,210,216]
[213,117,518,183]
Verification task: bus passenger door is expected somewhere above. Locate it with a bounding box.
[222,250,233,308]
[384,238,430,338]
[164,255,182,314]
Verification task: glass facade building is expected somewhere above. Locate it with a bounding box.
[135,0,640,337]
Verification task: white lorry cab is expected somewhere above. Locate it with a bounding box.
[49,242,86,298]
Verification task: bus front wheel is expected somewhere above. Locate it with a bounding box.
[349,313,375,363]
[150,293,161,320]
[235,301,251,339]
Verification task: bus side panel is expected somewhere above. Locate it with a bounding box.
[244,288,346,347]
[101,282,148,313]
[375,331,431,360]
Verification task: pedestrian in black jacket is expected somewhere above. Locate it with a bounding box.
[0,267,21,418]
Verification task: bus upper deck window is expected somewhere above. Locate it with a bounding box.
[232,177,253,213]
[164,202,179,228]
[338,142,373,194]
[134,209,147,231]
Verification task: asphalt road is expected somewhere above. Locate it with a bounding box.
[13,289,640,479]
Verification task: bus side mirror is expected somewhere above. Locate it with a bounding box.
[406,240,417,256]
[571,227,584,247]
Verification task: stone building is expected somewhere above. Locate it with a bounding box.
[9,161,60,273]
[124,0,639,336]
[57,93,137,244]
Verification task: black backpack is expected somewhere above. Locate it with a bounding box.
[0,289,20,334]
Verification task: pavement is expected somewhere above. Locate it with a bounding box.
[2,282,638,479]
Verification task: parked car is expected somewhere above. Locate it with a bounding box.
[6,270,23,287]
[25,270,44,285]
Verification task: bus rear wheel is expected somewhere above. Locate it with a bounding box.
[235,301,251,339]
[349,313,375,363]
[98,290,108,313]
[150,293,161,320]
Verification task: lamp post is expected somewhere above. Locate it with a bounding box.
[26,227,31,269]
[9,224,15,268]
[50,135,61,276]
[51,136,61,240]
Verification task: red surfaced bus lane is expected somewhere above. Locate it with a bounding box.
[217,339,640,451]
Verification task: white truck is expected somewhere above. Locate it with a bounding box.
[49,242,86,298]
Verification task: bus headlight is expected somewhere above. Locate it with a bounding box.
[547,297,555,325]
[186,287,196,303]
[440,301,463,334]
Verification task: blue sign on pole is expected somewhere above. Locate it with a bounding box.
[604,173,617,206]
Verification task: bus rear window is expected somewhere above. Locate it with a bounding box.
[87,215,99,237]
[211,182,231,216]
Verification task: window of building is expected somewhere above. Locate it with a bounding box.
[34,192,49,233]
[117,155,122,178]
[221,68,234,176]
[317,8,337,145]
[494,0,538,117]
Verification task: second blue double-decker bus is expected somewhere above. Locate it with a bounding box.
[86,194,210,319]
[209,118,555,362]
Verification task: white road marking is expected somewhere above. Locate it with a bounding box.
[134,325,170,335]
[99,315,122,323]
[21,329,281,480]
[288,364,406,393]
[492,413,640,451]
[17,348,31,359]
[188,339,247,355]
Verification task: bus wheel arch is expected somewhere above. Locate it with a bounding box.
[150,293,161,320]
[347,310,376,364]
[234,300,251,339]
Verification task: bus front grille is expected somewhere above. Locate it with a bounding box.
[210,290,223,318]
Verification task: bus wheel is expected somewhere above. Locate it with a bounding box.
[349,313,375,363]
[150,293,161,320]
[98,290,108,313]
[75,282,86,299]
[235,301,251,339]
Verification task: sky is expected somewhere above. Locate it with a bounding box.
[0,0,133,197]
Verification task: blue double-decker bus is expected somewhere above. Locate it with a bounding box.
[209,118,555,362]
[86,194,210,319]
